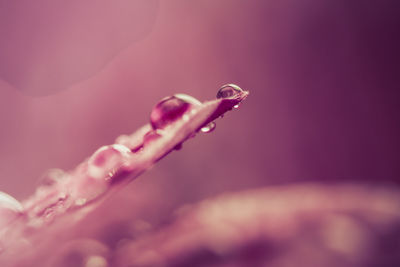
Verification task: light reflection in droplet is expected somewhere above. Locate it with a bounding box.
[216,84,243,99]
[201,122,216,133]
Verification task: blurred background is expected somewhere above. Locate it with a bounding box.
[0,0,399,231]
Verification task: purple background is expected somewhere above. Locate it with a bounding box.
[0,0,399,210]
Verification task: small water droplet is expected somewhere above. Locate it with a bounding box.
[38,168,66,187]
[201,122,216,133]
[233,104,240,109]
[90,145,131,168]
[174,143,183,150]
[216,84,243,99]
[73,145,131,205]
[143,130,162,145]
[150,94,201,130]
[0,192,23,228]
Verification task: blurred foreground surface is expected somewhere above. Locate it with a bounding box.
[2,183,399,266]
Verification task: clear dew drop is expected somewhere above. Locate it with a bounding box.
[201,122,216,133]
[38,168,66,187]
[70,144,132,206]
[216,84,243,99]
[88,144,131,180]
[150,94,201,130]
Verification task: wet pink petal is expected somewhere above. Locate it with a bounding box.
[0,86,248,266]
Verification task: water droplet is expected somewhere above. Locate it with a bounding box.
[70,144,132,205]
[0,192,23,228]
[233,104,240,109]
[38,168,66,187]
[201,122,216,133]
[216,84,243,99]
[150,94,201,130]
[88,144,131,179]
[143,130,162,145]
[89,145,131,168]
[174,143,183,150]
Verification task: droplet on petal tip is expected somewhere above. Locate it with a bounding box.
[216,84,244,99]
[150,94,202,130]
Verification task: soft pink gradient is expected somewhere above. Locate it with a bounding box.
[0,0,399,216]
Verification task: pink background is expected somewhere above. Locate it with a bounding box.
[0,0,399,211]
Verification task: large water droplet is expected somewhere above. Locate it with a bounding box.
[88,144,131,179]
[216,84,243,99]
[150,94,201,130]
[70,144,132,206]
[201,122,216,133]
[0,192,23,228]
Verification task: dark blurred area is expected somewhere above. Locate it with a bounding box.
[0,0,400,266]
